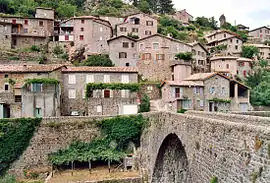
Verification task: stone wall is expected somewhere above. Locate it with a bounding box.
[68,177,141,183]
[139,112,270,183]
[232,111,270,117]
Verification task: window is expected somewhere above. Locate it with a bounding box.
[226,64,230,69]
[139,43,144,50]
[100,27,103,32]
[81,19,85,24]
[15,95,22,103]
[86,75,94,83]
[175,88,180,98]
[146,21,153,26]
[5,35,8,39]
[145,30,152,35]
[243,70,247,77]
[235,45,238,50]
[123,42,129,48]
[65,35,69,40]
[182,100,192,109]
[156,54,165,60]
[4,83,9,91]
[230,39,232,43]
[68,75,76,84]
[236,39,239,43]
[104,75,110,83]
[104,89,110,98]
[200,100,204,107]
[81,27,84,31]
[24,20,28,25]
[192,49,196,55]
[120,27,127,32]
[31,83,42,92]
[221,87,225,96]
[209,87,215,94]
[131,42,135,47]
[132,28,138,32]
[80,35,84,40]
[68,89,76,99]
[260,29,262,33]
[24,28,28,33]
[121,75,129,83]
[12,19,16,24]
[147,86,153,91]
[142,53,151,60]
[198,60,204,65]
[126,63,130,67]
[100,36,103,41]
[39,21,43,27]
[119,52,127,58]
[198,51,200,56]
[35,108,42,117]
[153,43,159,49]
[121,90,129,98]
[4,74,8,78]
[97,105,102,113]
[224,34,226,38]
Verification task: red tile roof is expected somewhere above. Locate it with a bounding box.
[62,66,138,73]
[0,64,65,73]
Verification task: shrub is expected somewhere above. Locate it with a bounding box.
[175,52,193,60]
[30,45,41,52]
[139,94,150,113]
[82,54,114,67]
[53,45,64,56]
[38,54,47,64]
[127,33,139,39]
[8,56,19,60]
[210,176,218,183]
[61,53,69,60]
[177,109,187,113]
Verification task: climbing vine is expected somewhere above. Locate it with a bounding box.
[0,118,42,175]
[24,78,60,86]
[86,83,140,98]
[48,115,148,166]
[208,98,231,104]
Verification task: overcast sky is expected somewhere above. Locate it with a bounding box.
[172,0,270,29]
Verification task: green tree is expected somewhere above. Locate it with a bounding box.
[137,0,151,14]
[250,81,270,106]
[82,54,114,67]
[195,16,218,30]
[56,2,77,19]
[241,46,259,59]
[0,0,9,13]
[158,0,174,14]
[139,94,150,112]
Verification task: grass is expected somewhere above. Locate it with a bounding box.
[0,175,43,183]
[48,166,139,183]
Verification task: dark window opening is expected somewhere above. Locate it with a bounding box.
[39,21,44,27]
[104,90,110,98]
[4,74,8,78]
[15,95,22,103]
[126,63,130,67]
[4,84,9,91]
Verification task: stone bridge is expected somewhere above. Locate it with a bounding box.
[9,111,270,183]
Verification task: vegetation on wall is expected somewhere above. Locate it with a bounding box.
[208,98,231,104]
[24,78,59,85]
[175,52,193,61]
[0,118,42,175]
[139,94,150,113]
[210,44,227,54]
[48,115,148,169]
[86,83,140,98]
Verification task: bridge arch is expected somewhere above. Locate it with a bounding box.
[151,133,190,183]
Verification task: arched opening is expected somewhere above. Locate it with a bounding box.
[152,133,190,183]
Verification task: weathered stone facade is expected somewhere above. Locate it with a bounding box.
[191,42,209,73]
[248,26,270,42]
[139,83,161,100]
[0,22,12,49]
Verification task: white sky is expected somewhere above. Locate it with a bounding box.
[172,0,270,29]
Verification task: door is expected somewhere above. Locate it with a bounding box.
[209,102,213,112]
[121,105,138,115]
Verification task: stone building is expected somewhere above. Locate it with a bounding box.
[98,16,125,35]
[107,35,138,67]
[61,66,139,116]
[161,72,250,112]
[0,8,55,49]
[0,64,64,118]
[171,9,193,25]
[248,26,270,42]
[205,30,243,56]
[0,22,12,49]
[190,42,209,72]
[116,13,158,39]
[210,56,253,79]
[59,16,113,56]
[244,43,270,60]
[136,33,192,81]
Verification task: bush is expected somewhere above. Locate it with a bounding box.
[177,109,187,113]
[175,52,193,60]
[53,45,64,56]
[127,33,139,39]
[30,45,41,52]
[82,54,114,67]
[61,53,69,60]
[38,54,47,64]
[8,56,19,60]
[139,94,150,113]
[210,176,218,183]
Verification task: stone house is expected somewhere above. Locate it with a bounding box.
[98,16,125,35]
[190,42,209,72]
[171,9,193,25]
[210,56,253,79]
[0,8,55,49]
[107,35,138,67]
[136,33,192,81]
[59,16,113,56]
[0,22,12,49]
[0,64,64,118]
[161,72,250,113]
[236,24,249,31]
[61,66,139,116]
[116,13,158,39]
[248,26,270,42]
[205,30,243,56]
[244,43,270,60]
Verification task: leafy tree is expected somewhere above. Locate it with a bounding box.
[56,2,77,19]
[195,16,218,30]
[158,0,174,14]
[82,54,114,67]
[159,15,182,29]
[139,94,150,112]
[241,46,259,59]
[175,52,193,61]
[137,0,151,14]
[250,81,270,106]
[0,0,9,13]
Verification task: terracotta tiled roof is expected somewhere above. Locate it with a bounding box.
[210,56,253,62]
[184,72,217,81]
[163,80,204,87]
[62,66,138,73]
[0,64,65,73]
